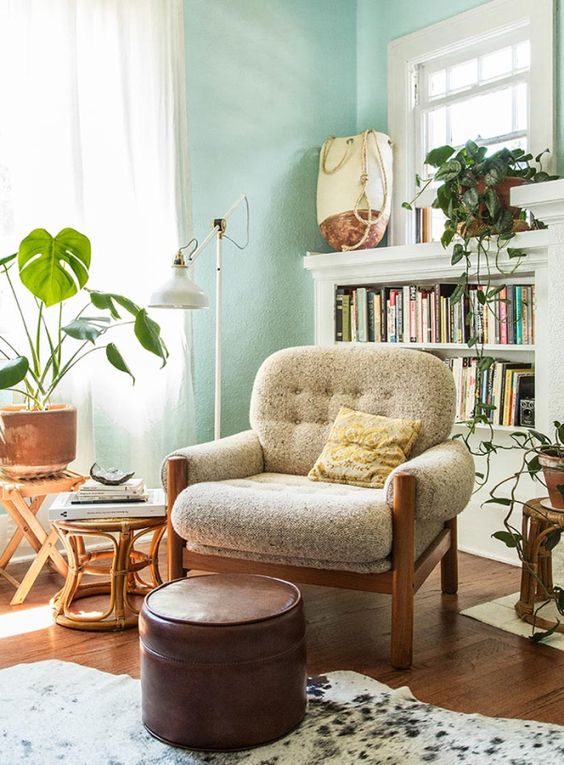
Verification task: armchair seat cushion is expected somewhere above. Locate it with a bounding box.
[172,472,444,573]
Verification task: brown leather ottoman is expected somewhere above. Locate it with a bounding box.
[139,573,307,751]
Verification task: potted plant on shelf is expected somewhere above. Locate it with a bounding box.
[0,227,168,479]
[405,142,562,641]
[404,141,559,486]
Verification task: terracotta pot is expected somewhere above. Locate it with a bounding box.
[457,177,530,238]
[538,451,564,510]
[475,176,527,215]
[0,405,77,479]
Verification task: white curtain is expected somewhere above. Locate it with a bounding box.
[0,0,195,485]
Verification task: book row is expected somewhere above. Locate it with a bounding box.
[335,284,535,346]
[444,357,535,427]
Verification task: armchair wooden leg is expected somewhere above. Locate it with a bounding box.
[390,472,416,670]
[440,517,458,595]
[167,456,188,581]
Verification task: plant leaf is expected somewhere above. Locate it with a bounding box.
[545,529,562,551]
[87,290,140,320]
[435,159,462,182]
[0,253,16,268]
[106,343,135,385]
[134,309,168,367]
[402,201,413,210]
[425,145,455,167]
[18,228,91,307]
[530,621,560,643]
[462,187,479,210]
[492,530,522,547]
[0,356,29,389]
[62,319,102,344]
[484,497,513,506]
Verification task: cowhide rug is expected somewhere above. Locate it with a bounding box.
[0,660,563,764]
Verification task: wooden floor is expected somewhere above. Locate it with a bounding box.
[1,550,563,725]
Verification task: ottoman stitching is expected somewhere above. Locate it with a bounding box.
[140,636,306,667]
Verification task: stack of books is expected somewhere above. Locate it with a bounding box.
[72,478,148,504]
[49,482,166,521]
[444,358,534,427]
[335,283,535,346]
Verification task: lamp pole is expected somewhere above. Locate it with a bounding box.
[149,194,248,441]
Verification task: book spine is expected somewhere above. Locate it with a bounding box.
[515,285,522,345]
[375,292,382,342]
[367,291,375,343]
[380,288,387,342]
[342,294,351,342]
[389,290,396,343]
[409,286,417,342]
[403,286,410,342]
[507,285,515,344]
[357,287,368,342]
[335,288,344,341]
[351,290,357,341]
[397,289,404,342]
[499,288,508,344]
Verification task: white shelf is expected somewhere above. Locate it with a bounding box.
[335,341,535,353]
[452,422,530,433]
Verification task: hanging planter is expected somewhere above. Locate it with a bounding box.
[317,130,393,252]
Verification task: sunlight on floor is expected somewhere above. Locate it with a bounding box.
[0,605,54,638]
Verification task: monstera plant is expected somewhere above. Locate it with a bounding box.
[0,227,167,479]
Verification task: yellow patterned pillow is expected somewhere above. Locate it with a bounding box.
[308,406,421,488]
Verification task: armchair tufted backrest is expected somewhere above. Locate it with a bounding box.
[249,345,456,476]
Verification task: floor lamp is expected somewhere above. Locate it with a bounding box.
[149,194,249,440]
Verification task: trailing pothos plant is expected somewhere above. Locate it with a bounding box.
[0,227,168,410]
[405,141,563,641]
[485,423,564,641]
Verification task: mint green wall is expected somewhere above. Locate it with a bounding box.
[357,0,563,172]
[184,0,561,443]
[184,0,357,441]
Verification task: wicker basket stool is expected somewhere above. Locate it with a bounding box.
[139,573,306,751]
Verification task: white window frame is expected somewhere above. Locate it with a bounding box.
[388,0,555,246]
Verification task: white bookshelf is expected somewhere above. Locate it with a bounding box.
[304,179,564,565]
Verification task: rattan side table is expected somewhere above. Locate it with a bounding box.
[515,498,564,634]
[51,516,166,631]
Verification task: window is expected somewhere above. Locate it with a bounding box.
[388,0,554,245]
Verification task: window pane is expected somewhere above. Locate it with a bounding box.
[448,59,477,91]
[428,69,446,98]
[426,107,447,151]
[515,40,530,70]
[515,82,527,131]
[480,46,512,81]
[486,137,527,156]
[449,87,513,145]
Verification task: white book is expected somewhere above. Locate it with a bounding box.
[79,478,145,493]
[49,488,165,521]
[356,287,368,342]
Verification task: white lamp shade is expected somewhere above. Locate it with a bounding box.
[149,267,209,309]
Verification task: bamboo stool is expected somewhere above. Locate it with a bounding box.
[515,498,564,634]
[51,516,166,631]
[0,472,86,605]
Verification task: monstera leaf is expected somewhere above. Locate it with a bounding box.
[18,228,91,306]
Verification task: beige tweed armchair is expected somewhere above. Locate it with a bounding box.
[163,345,474,668]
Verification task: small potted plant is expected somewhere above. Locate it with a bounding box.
[487,423,564,640]
[0,227,168,479]
[403,141,557,245]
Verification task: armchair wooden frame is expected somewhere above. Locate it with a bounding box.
[166,455,458,669]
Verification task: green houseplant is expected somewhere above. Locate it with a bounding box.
[486,423,564,641]
[0,227,168,478]
[405,142,563,641]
